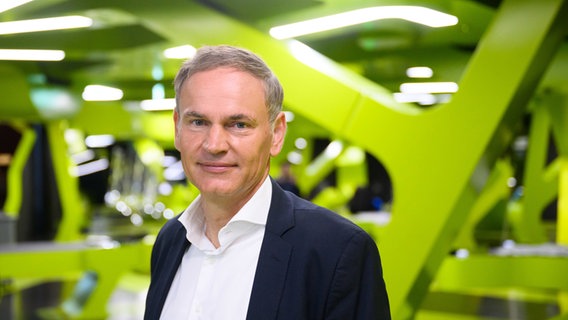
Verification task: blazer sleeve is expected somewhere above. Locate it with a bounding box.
[324,229,391,320]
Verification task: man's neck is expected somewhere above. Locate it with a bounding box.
[198,176,268,248]
[200,195,247,248]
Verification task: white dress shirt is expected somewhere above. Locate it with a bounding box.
[160,177,272,320]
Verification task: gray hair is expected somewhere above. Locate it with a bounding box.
[174,45,283,123]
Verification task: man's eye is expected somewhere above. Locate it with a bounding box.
[229,122,248,129]
[191,119,204,126]
[235,122,247,129]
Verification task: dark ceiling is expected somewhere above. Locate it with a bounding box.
[3,0,567,117]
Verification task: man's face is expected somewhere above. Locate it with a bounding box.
[174,67,286,203]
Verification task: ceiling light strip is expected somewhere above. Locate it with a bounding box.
[0,49,65,61]
[140,98,176,111]
[270,6,458,39]
[0,0,34,14]
[0,15,93,35]
[82,85,123,101]
[399,82,459,94]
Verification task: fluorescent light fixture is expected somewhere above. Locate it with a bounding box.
[284,111,295,122]
[406,66,433,78]
[0,0,34,14]
[30,87,78,119]
[394,92,436,104]
[0,49,64,61]
[140,98,176,111]
[71,149,96,165]
[288,40,343,79]
[163,209,175,220]
[393,92,438,105]
[164,161,186,181]
[163,45,197,59]
[159,182,173,196]
[85,134,115,148]
[324,140,344,158]
[286,151,303,165]
[82,85,123,101]
[507,177,517,188]
[152,83,165,100]
[295,138,307,150]
[400,82,458,94]
[72,158,109,177]
[162,155,178,167]
[0,15,93,35]
[270,6,458,39]
[393,92,453,106]
[74,159,109,177]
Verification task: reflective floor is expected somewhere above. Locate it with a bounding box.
[0,273,148,320]
[0,275,563,320]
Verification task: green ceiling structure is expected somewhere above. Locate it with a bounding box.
[1,0,568,319]
[122,0,568,318]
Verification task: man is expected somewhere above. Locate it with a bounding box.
[144,45,390,319]
[276,160,300,196]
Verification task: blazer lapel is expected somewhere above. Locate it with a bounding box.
[147,223,189,319]
[246,180,294,320]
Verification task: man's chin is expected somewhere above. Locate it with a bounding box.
[199,184,236,196]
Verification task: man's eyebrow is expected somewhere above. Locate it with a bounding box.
[183,110,204,118]
[229,114,257,124]
[228,114,250,120]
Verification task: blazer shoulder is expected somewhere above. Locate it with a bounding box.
[274,184,371,243]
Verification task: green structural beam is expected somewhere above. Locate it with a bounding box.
[46,120,86,242]
[2,122,36,218]
[0,64,38,121]
[343,0,568,317]
[113,0,568,317]
[3,0,567,318]
[512,93,563,243]
[453,159,513,251]
[0,240,152,319]
[435,254,568,291]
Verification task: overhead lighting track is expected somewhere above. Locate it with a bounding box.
[140,98,176,111]
[406,66,434,78]
[400,82,459,94]
[0,15,93,35]
[163,45,196,59]
[269,6,458,39]
[0,0,34,14]
[82,85,123,101]
[0,49,65,61]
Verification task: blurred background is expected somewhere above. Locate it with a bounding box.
[1,0,568,319]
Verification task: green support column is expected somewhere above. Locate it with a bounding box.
[559,160,568,245]
[549,93,568,245]
[341,0,568,317]
[110,0,568,317]
[453,159,513,251]
[512,94,562,243]
[46,120,86,242]
[3,122,36,218]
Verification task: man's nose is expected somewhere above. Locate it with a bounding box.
[203,125,229,153]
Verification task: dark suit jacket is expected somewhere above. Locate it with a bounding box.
[144,179,390,319]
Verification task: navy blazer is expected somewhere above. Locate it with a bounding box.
[144,179,391,319]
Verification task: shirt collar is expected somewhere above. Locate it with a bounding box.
[178,176,272,248]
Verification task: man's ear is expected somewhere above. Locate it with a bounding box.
[270,112,287,157]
